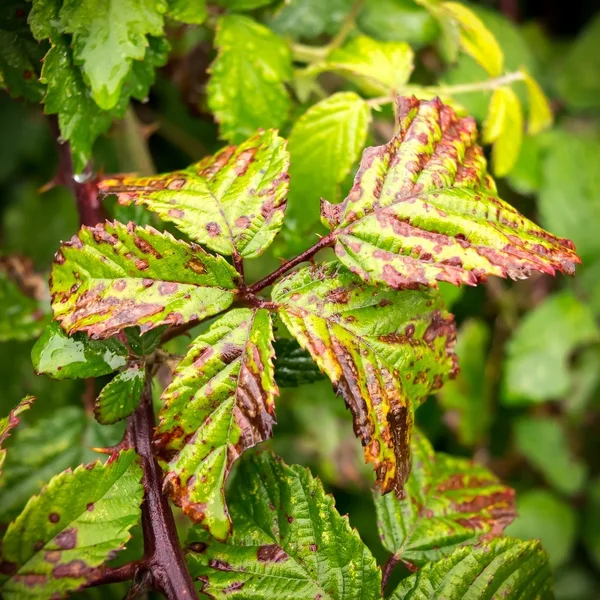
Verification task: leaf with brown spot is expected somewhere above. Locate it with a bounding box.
[0,450,143,598]
[155,308,278,540]
[374,429,515,567]
[0,396,33,477]
[99,130,289,259]
[272,262,457,496]
[50,221,239,338]
[187,452,381,599]
[322,96,579,290]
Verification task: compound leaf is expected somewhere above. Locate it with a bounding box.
[321,96,579,290]
[208,15,292,143]
[99,130,289,259]
[273,338,326,388]
[59,0,167,110]
[187,452,381,599]
[50,221,239,339]
[32,321,128,379]
[374,429,515,567]
[155,308,277,540]
[389,537,553,599]
[285,92,370,250]
[94,364,146,425]
[0,449,143,599]
[0,396,34,477]
[272,262,457,495]
[327,35,414,95]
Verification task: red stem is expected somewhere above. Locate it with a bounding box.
[248,233,334,294]
[87,559,146,587]
[128,378,198,599]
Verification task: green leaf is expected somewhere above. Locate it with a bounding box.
[272,338,325,388]
[521,68,553,135]
[124,325,167,356]
[59,0,166,110]
[99,130,289,259]
[437,319,491,447]
[50,221,239,338]
[556,13,600,112]
[0,450,143,598]
[327,35,414,95]
[32,321,129,379]
[0,406,124,523]
[94,364,146,425]
[438,2,504,76]
[285,92,370,250]
[506,489,577,569]
[0,1,46,101]
[374,429,514,567]
[272,262,457,494]
[514,416,587,496]
[167,0,207,24]
[583,478,600,570]
[483,86,523,177]
[208,15,292,143]
[0,396,33,476]
[503,292,599,404]
[155,308,277,540]
[321,96,579,290]
[538,128,600,263]
[216,0,275,9]
[389,537,553,599]
[187,452,381,599]
[0,271,48,342]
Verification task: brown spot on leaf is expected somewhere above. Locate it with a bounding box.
[134,236,162,258]
[187,258,207,275]
[52,560,90,578]
[206,222,221,237]
[86,503,95,511]
[257,544,287,563]
[49,513,60,523]
[45,551,62,564]
[167,178,186,190]
[14,573,47,587]
[208,559,234,571]
[188,542,208,553]
[168,208,185,218]
[55,528,77,550]
[159,282,179,296]
[309,544,318,552]
[224,581,245,593]
[235,216,251,229]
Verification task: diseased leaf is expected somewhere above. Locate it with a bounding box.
[375,429,514,567]
[389,537,553,599]
[208,15,292,143]
[514,416,587,496]
[272,262,457,495]
[99,130,289,259]
[59,0,166,110]
[503,291,599,404]
[321,96,579,290]
[50,221,239,339]
[0,271,48,342]
[167,0,207,24]
[0,406,124,523]
[0,450,143,598]
[155,308,277,540]
[437,319,491,447]
[285,92,370,250]
[327,36,414,95]
[0,1,46,101]
[483,86,523,177]
[0,396,33,476]
[32,321,128,379]
[273,338,325,388]
[187,452,381,599]
[94,364,146,425]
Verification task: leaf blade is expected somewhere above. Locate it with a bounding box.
[94,364,146,425]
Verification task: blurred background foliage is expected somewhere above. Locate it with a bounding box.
[1,0,600,598]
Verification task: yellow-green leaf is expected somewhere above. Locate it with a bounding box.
[521,67,553,135]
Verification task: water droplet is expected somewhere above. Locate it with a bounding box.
[57,136,65,144]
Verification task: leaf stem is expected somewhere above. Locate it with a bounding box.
[381,554,400,593]
[367,71,526,108]
[248,233,335,294]
[115,107,156,176]
[86,559,146,587]
[128,375,198,600]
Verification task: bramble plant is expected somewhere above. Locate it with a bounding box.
[0,0,588,599]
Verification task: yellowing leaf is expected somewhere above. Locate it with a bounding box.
[155,309,277,540]
[521,68,553,134]
[0,396,33,477]
[484,86,523,176]
[440,2,504,76]
[273,263,457,495]
[99,130,289,259]
[321,96,578,290]
[327,35,414,95]
[51,221,239,338]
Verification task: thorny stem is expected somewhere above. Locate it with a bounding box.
[381,554,400,593]
[127,376,198,599]
[87,559,146,588]
[367,71,527,108]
